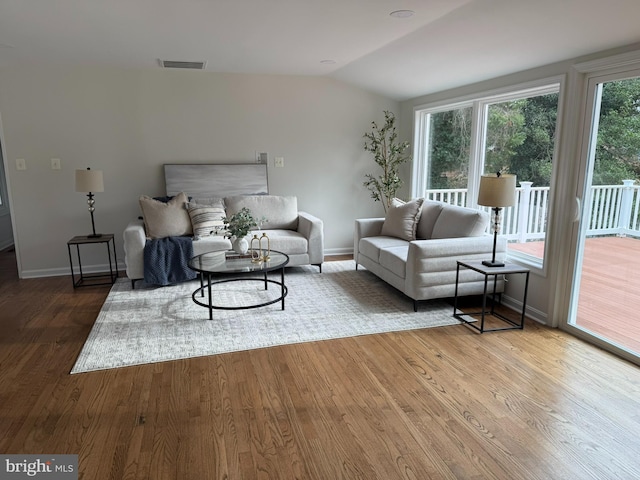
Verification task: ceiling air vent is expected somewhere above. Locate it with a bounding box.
[159,60,207,70]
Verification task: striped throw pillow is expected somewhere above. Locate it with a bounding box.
[186,201,226,238]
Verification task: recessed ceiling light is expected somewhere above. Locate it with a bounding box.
[390,10,415,18]
[320,60,336,65]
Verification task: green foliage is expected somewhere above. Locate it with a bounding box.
[428,94,559,189]
[508,93,558,187]
[427,78,640,191]
[485,99,527,175]
[593,78,640,185]
[363,111,411,212]
[221,207,262,238]
[428,108,472,189]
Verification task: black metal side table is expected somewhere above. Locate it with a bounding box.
[67,234,118,288]
[453,260,530,333]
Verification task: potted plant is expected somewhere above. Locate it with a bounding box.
[221,207,262,254]
[363,110,411,212]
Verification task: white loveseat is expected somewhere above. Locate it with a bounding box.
[124,193,324,287]
[354,199,507,311]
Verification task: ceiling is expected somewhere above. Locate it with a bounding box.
[1,0,640,101]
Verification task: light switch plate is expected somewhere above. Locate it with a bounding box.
[275,157,284,168]
[51,158,61,170]
[16,158,26,170]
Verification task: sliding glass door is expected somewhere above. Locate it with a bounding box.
[567,72,640,361]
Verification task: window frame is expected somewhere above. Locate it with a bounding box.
[412,76,566,272]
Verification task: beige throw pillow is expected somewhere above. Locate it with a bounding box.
[139,192,193,239]
[380,198,424,241]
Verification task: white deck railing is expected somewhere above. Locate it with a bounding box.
[425,180,640,241]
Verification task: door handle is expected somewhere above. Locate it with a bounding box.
[573,197,581,222]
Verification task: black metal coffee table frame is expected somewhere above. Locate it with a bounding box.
[188,250,289,320]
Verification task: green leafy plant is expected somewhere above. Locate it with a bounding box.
[363,111,411,212]
[221,207,262,238]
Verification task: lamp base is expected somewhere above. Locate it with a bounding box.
[482,260,505,268]
[87,233,103,238]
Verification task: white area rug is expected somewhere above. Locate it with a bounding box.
[71,260,461,373]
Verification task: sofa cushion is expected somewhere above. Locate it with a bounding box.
[380,198,424,241]
[379,246,409,279]
[252,229,308,255]
[186,200,226,238]
[431,204,489,239]
[139,192,192,239]
[225,195,298,230]
[359,236,409,263]
[192,235,232,256]
[416,200,444,240]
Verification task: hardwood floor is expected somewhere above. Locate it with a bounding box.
[1,250,639,479]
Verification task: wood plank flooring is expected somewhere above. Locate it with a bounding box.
[0,250,639,479]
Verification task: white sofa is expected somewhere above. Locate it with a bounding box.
[354,199,507,311]
[124,194,324,287]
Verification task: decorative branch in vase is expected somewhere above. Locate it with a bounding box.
[221,207,266,254]
[363,110,411,213]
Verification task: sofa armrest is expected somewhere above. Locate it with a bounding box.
[123,219,147,280]
[354,218,384,264]
[404,235,507,301]
[297,211,324,265]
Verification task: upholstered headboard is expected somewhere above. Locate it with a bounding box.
[164,164,269,198]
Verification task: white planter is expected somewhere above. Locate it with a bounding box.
[232,237,249,254]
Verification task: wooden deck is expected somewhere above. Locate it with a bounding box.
[510,236,640,355]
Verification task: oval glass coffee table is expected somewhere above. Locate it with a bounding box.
[188,250,289,319]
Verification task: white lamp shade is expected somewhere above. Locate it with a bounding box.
[75,169,104,193]
[477,173,516,207]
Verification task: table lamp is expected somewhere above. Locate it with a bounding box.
[75,167,104,238]
[477,172,516,267]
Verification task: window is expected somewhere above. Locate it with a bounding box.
[412,80,562,268]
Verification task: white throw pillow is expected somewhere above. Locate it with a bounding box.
[139,192,192,239]
[380,198,424,241]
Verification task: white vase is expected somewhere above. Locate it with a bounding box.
[232,237,249,254]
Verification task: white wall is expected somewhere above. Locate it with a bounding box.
[0,66,398,277]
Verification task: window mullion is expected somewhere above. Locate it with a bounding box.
[411,110,429,198]
[467,100,487,208]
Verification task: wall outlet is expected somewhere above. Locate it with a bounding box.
[51,158,61,170]
[16,158,26,170]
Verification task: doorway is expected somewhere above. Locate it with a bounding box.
[0,127,17,279]
[567,73,640,361]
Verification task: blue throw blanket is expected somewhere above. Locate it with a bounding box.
[144,236,197,286]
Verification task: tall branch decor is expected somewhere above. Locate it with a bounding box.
[363,111,411,212]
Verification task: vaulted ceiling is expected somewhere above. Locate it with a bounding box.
[1,0,640,100]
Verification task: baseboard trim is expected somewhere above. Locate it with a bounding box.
[20,262,126,279]
[502,294,547,325]
[324,247,353,256]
